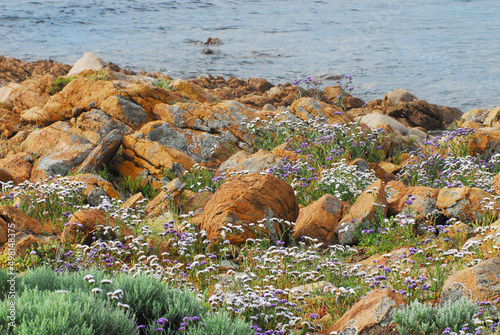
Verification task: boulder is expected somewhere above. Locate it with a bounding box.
[336,179,387,245]
[483,106,500,128]
[0,107,23,138]
[0,82,20,105]
[290,97,353,124]
[357,112,409,135]
[61,208,133,245]
[440,256,500,304]
[121,192,145,209]
[246,78,274,93]
[67,52,106,76]
[437,187,497,223]
[0,56,71,83]
[467,128,500,160]
[292,194,343,246]
[145,178,186,217]
[10,74,54,114]
[327,289,405,335]
[0,153,33,184]
[200,173,299,246]
[65,174,120,200]
[216,150,283,175]
[99,95,148,128]
[170,79,215,102]
[0,205,52,258]
[323,86,365,109]
[383,89,418,106]
[493,173,500,196]
[86,188,110,207]
[75,129,122,174]
[74,108,131,145]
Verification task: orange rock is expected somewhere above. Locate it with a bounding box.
[385,182,440,223]
[336,179,387,245]
[467,128,500,160]
[440,256,500,304]
[493,173,500,196]
[170,79,215,102]
[216,150,283,175]
[99,95,148,128]
[292,194,343,246]
[378,161,402,175]
[145,178,186,217]
[65,174,120,199]
[75,129,122,174]
[0,205,50,258]
[483,106,500,128]
[11,74,54,114]
[327,288,405,335]
[290,97,353,124]
[61,208,133,245]
[120,192,145,209]
[0,153,32,184]
[437,187,497,223]
[184,191,214,229]
[201,173,299,246]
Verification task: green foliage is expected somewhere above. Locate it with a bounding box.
[182,164,224,193]
[86,70,110,81]
[49,76,76,95]
[0,288,138,335]
[0,269,9,300]
[186,311,254,335]
[155,78,175,91]
[119,176,159,199]
[392,298,479,335]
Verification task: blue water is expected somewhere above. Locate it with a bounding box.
[1,0,499,112]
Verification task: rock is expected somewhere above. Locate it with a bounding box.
[467,128,500,160]
[349,159,396,183]
[61,208,133,245]
[200,173,299,246]
[74,108,131,145]
[323,86,365,109]
[493,173,500,195]
[292,194,343,246]
[378,161,403,175]
[0,107,23,138]
[216,150,283,175]
[145,178,186,216]
[327,289,405,335]
[246,78,274,93]
[10,74,54,114]
[440,256,500,304]
[336,180,387,245]
[65,174,120,200]
[437,187,497,223]
[290,97,353,124]
[202,48,215,55]
[357,112,410,135]
[99,95,148,128]
[0,56,71,83]
[67,52,106,76]
[21,77,117,126]
[184,191,214,229]
[484,106,500,128]
[383,89,418,106]
[170,79,215,102]
[75,129,122,174]
[0,153,33,184]
[0,205,51,258]
[0,82,20,105]
[86,187,110,207]
[204,37,223,45]
[121,192,145,209]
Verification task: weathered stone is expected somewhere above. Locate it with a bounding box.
[99,95,148,128]
[0,55,71,83]
[201,173,299,246]
[323,86,365,109]
[65,174,120,200]
[170,79,215,102]
[290,97,353,124]
[337,180,387,245]
[86,187,111,207]
[441,256,500,304]
[246,78,274,93]
[383,89,418,106]
[216,150,283,175]
[437,187,497,223]
[0,205,51,258]
[61,208,133,245]
[467,128,500,160]
[75,129,122,174]
[67,52,106,76]
[121,193,145,209]
[0,153,32,184]
[327,289,405,335]
[358,112,409,135]
[293,194,343,246]
[493,173,500,196]
[10,74,54,114]
[145,178,186,217]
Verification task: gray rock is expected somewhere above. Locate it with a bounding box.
[357,112,409,135]
[385,89,418,106]
[68,52,106,76]
[87,188,110,207]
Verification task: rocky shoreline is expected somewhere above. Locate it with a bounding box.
[1,52,500,334]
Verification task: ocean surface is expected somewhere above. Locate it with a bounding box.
[1,0,499,112]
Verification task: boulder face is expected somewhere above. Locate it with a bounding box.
[327,289,405,335]
[0,55,71,84]
[216,150,284,176]
[0,205,51,258]
[440,256,500,304]
[67,52,106,76]
[290,97,353,124]
[292,194,343,246]
[201,173,299,246]
[0,153,33,184]
[337,179,388,245]
[437,187,497,223]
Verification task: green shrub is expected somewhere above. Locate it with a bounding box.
[392,298,479,335]
[49,76,75,95]
[155,78,175,91]
[187,311,254,335]
[0,269,10,300]
[0,288,138,335]
[118,176,159,199]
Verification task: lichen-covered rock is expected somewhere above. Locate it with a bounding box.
[75,129,122,174]
[0,205,52,258]
[145,178,186,217]
[383,89,418,106]
[10,74,54,114]
[0,153,33,184]
[493,173,500,196]
[216,150,283,175]
[0,55,71,83]
[290,97,353,124]
[61,208,133,245]
[327,289,405,335]
[467,128,500,160]
[201,173,299,246]
[386,181,440,223]
[293,194,343,246]
[65,173,120,200]
[437,186,497,222]
[99,95,148,128]
[440,256,500,304]
[337,179,387,245]
[170,79,215,102]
